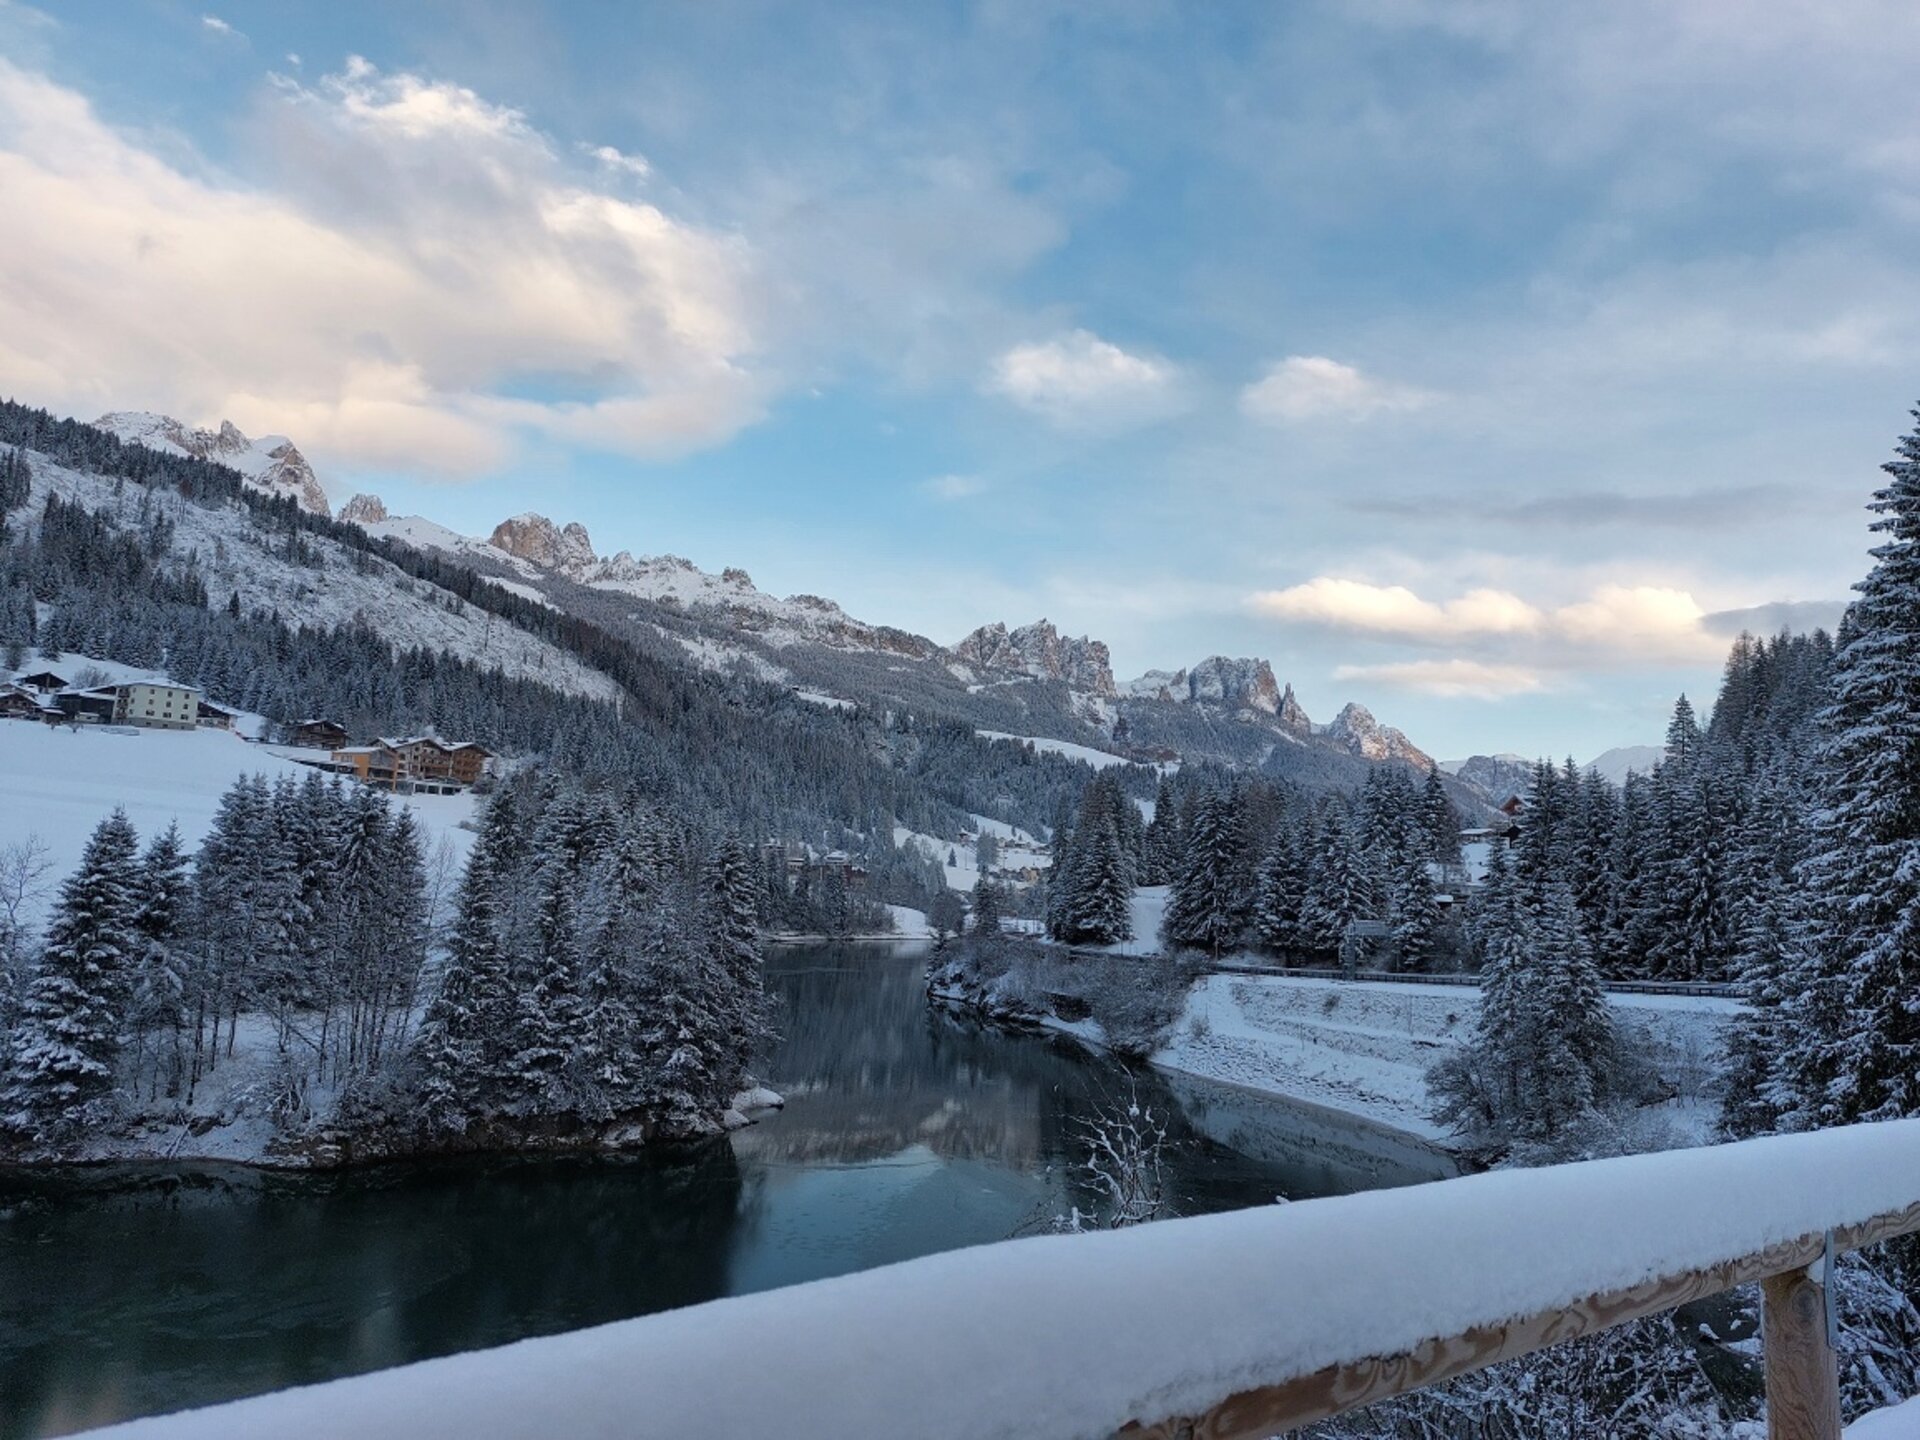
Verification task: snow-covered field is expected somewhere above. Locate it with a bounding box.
[978,729,1134,770]
[0,723,477,927]
[1153,973,1739,1144]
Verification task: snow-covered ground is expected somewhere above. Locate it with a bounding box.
[1853,1396,1920,1438]
[0,723,477,927]
[1153,973,1738,1145]
[85,1118,1920,1440]
[894,822,1050,892]
[886,904,933,939]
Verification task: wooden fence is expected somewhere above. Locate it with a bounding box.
[84,1120,1920,1440]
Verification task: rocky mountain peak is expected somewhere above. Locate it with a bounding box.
[93,410,330,516]
[339,493,388,525]
[1326,701,1433,769]
[952,620,1116,697]
[488,513,598,575]
[1277,681,1312,734]
[1186,656,1282,714]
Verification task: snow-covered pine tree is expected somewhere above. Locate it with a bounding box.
[1389,856,1441,973]
[4,809,141,1140]
[1253,820,1310,958]
[970,871,1004,939]
[1420,763,1461,868]
[1053,774,1133,945]
[1780,406,1920,1129]
[1163,788,1248,957]
[1302,804,1374,961]
[1142,774,1182,885]
[127,823,190,1102]
[705,836,768,1077]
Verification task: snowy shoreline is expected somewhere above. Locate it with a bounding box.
[935,964,1738,1153]
[1,1085,788,1173]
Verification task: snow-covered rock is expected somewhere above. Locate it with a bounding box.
[1124,656,1296,723]
[1324,701,1433,769]
[953,620,1116,697]
[488,512,598,574]
[337,492,388,525]
[95,411,330,515]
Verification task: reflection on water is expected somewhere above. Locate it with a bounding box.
[0,942,1452,1438]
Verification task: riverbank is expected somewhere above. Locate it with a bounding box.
[935,957,1739,1150]
[1,1011,788,1172]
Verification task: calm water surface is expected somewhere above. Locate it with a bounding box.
[0,941,1452,1438]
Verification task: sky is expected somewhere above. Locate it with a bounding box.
[2,1,1918,761]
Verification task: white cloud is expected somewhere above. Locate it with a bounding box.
[200,14,239,38]
[1249,578,1543,639]
[1250,576,1726,665]
[1333,659,1549,699]
[0,56,761,477]
[987,329,1184,429]
[584,143,651,180]
[1240,355,1433,424]
[923,473,985,501]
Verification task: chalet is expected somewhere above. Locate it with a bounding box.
[290,718,349,751]
[444,741,494,787]
[14,670,68,694]
[52,686,120,724]
[0,684,57,722]
[196,699,240,730]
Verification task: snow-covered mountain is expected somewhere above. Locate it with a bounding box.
[1586,744,1665,784]
[20,451,618,704]
[292,488,1456,784]
[94,411,330,516]
[1442,753,1536,801]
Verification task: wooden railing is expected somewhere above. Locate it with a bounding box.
[83,1120,1920,1440]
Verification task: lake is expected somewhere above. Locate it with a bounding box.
[0,940,1453,1438]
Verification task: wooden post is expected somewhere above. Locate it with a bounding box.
[1762,1263,1842,1440]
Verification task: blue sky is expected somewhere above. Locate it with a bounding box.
[3,1,1918,760]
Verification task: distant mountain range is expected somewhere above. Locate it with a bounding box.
[89,409,1532,809]
[1440,743,1667,801]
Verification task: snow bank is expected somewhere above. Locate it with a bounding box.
[1853,1396,1920,1438]
[0,724,476,926]
[1153,973,1737,1144]
[88,1119,1920,1440]
[886,904,933,939]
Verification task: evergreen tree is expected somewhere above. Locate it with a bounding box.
[970,872,1004,939]
[127,824,190,1101]
[1779,407,1920,1128]
[1163,788,1248,957]
[1253,821,1310,958]
[1389,856,1441,973]
[4,810,141,1138]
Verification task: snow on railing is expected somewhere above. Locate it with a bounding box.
[88,1120,1920,1440]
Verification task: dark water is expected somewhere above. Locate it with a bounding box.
[0,942,1453,1438]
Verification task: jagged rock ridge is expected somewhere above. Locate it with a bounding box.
[94,411,330,516]
[338,493,388,525]
[952,621,1115,697]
